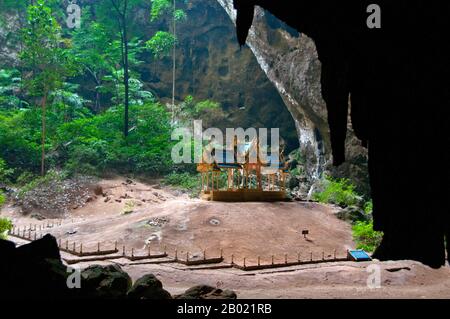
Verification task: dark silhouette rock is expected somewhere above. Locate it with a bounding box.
[0,235,73,300]
[231,0,450,268]
[175,285,237,299]
[80,264,132,299]
[127,274,172,300]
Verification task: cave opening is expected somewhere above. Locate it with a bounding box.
[232,0,450,268]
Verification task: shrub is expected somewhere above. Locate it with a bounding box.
[312,175,361,207]
[0,191,5,207]
[352,221,383,252]
[15,171,37,186]
[0,158,14,184]
[0,217,13,239]
[56,103,173,176]
[163,172,200,196]
[18,170,67,199]
[364,200,373,214]
[0,101,173,179]
[0,110,41,176]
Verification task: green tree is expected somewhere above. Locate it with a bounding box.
[106,0,136,137]
[0,69,26,109]
[70,19,112,112]
[148,0,188,122]
[20,0,76,176]
[146,31,177,59]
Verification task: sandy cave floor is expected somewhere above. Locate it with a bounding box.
[2,177,450,299]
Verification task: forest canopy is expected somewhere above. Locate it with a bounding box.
[0,0,216,182]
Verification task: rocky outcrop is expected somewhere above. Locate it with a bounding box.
[80,264,132,299]
[0,235,237,299]
[217,0,369,195]
[127,274,172,300]
[336,206,371,224]
[0,13,21,66]
[0,235,74,299]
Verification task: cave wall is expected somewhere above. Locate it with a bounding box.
[139,0,299,152]
[229,0,450,268]
[217,0,369,195]
[0,12,21,66]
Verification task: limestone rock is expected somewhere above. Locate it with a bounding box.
[80,264,132,299]
[127,274,172,300]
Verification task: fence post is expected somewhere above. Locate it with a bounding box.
[258,256,261,266]
[310,252,313,261]
[271,255,274,265]
[204,249,206,261]
[231,254,234,265]
[243,257,246,268]
[80,243,83,255]
[175,249,178,261]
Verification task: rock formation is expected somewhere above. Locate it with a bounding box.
[133,0,301,152]
[0,235,237,299]
[229,0,450,268]
[217,0,368,193]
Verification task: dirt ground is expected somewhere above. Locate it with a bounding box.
[3,177,353,263]
[119,260,450,299]
[3,177,450,299]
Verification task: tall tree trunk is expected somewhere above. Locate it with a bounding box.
[41,92,47,176]
[123,15,129,138]
[110,0,129,137]
[172,0,176,124]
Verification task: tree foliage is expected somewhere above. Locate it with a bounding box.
[21,0,75,98]
[0,0,219,186]
[312,175,362,208]
[352,221,383,252]
[21,0,77,175]
[0,217,13,239]
[146,31,177,58]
